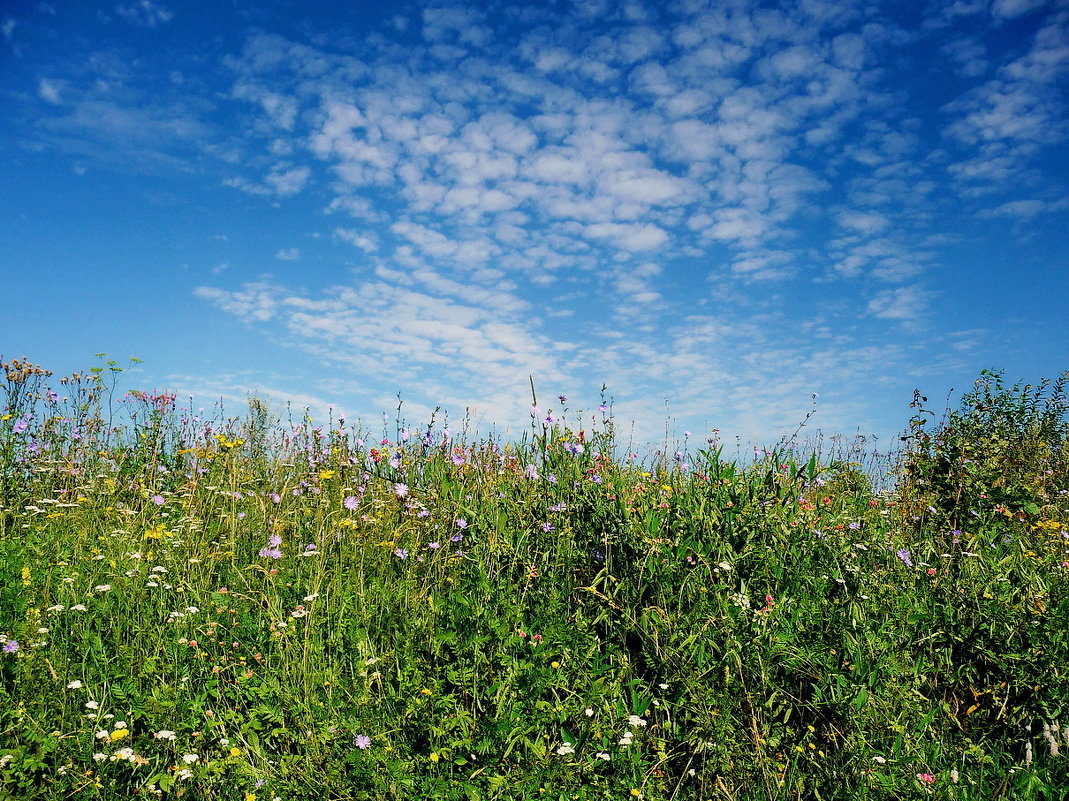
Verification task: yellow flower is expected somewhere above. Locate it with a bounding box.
[551,661,560,669]
[429,752,440,763]
[319,470,335,480]
[230,747,242,757]
[245,794,257,801]
[110,729,129,741]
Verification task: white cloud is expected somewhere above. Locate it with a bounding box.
[276,248,300,260]
[38,78,61,104]
[991,0,1046,19]
[115,1,173,27]
[866,286,931,321]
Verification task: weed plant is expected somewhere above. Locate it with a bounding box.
[1,356,1068,800]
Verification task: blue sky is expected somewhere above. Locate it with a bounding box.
[3,0,1067,452]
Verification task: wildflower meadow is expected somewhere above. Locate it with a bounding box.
[2,356,1068,800]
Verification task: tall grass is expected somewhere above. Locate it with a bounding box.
[1,356,1068,800]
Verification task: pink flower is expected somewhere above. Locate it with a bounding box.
[917,773,935,785]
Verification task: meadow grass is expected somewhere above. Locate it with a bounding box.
[1,357,1068,800]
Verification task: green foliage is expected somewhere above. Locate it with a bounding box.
[1,362,1068,799]
[899,369,1069,531]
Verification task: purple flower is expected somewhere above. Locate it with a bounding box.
[525,464,539,479]
[848,522,860,530]
[394,483,409,498]
[258,547,282,559]
[355,734,371,750]
[558,395,567,403]
[591,475,602,484]
[450,533,463,542]
[896,549,913,567]
[451,452,466,466]
[269,492,281,504]
[428,541,440,550]
[150,495,165,506]
[268,534,282,547]
[542,522,554,533]
[455,518,468,530]
[599,404,608,412]
[3,640,18,653]
[344,495,359,511]
[394,548,409,559]
[565,442,584,455]
[305,544,316,551]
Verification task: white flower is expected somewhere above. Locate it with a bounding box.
[555,743,575,755]
[154,730,177,741]
[67,680,83,689]
[93,584,112,593]
[596,752,610,761]
[619,732,633,746]
[85,701,99,710]
[113,721,128,730]
[70,604,87,611]
[46,604,65,612]
[95,730,110,740]
[182,753,199,764]
[872,756,886,764]
[93,753,109,762]
[219,738,229,747]
[627,715,647,727]
[151,566,167,573]
[584,708,594,717]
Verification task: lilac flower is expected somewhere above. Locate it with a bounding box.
[150,495,165,506]
[530,405,541,418]
[3,640,18,653]
[450,533,463,542]
[591,474,603,484]
[344,495,359,511]
[549,503,567,512]
[428,541,440,550]
[546,474,557,484]
[355,734,371,750]
[455,519,468,530]
[388,456,401,469]
[896,549,913,567]
[12,416,31,435]
[394,483,409,498]
[269,492,281,504]
[599,403,608,412]
[394,548,409,559]
[258,547,282,559]
[305,544,316,552]
[565,442,584,455]
[268,534,282,547]
[451,452,466,466]
[848,522,861,530]
[542,522,554,533]
[524,464,539,479]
